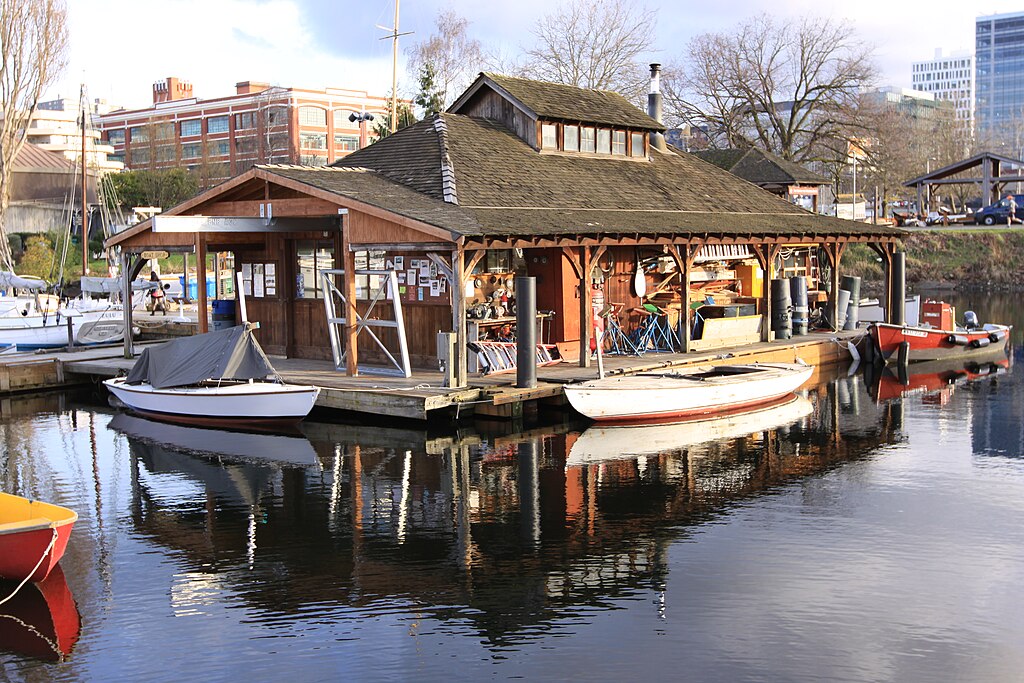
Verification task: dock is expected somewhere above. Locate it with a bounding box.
[0,327,864,421]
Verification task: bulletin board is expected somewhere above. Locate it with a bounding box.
[241,261,279,298]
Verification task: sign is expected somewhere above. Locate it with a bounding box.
[141,250,169,260]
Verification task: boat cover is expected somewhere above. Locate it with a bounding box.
[125,324,278,389]
[0,271,47,291]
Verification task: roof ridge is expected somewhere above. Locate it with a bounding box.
[435,115,458,205]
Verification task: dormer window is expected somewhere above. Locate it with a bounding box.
[542,123,558,149]
[630,132,645,157]
[612,130,626,155]
[564,125,580,152]
[580,127,595,153]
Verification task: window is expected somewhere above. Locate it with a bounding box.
[542,123,558,149]
[106,129,125,145]
[209,140,230,156]
[180,119,201,137]
[630,132,645,157]
[181,143,202,159]
[234,112,255,130]
[596,129,611,154]
[580,127,595,153]
[295,240,334,299]
[130,148,150,165]
[208,116,229,134]
[109,153,124,164]
[299,106,327,126]
[333,109,358,128]
[300,132,327,149]
[564,125,579,152]
[334,134,359,152]
[353,250,387,300]
[130,126,148,143]
[612,130,626,155]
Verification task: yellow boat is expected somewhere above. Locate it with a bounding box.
[0,492,77,582]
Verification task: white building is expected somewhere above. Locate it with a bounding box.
[29,96,124,173]
[911,48,974,129]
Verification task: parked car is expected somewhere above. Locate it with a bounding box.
[974,195,1024,225]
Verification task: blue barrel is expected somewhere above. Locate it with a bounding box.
[211,299,237,331]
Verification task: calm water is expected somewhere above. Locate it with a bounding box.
[2,292,1024,682]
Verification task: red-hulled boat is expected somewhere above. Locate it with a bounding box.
[0,492,77,583]
[868,300,1011,364]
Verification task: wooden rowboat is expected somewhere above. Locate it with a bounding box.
[0,492,77,583]
[563,362,813,423]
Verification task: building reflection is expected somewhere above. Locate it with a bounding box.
[111,371,902,644]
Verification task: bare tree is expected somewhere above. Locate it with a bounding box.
[664,14,876,163]
[0,0,68,272]
[407,10,485,108]
[522,0,657,102]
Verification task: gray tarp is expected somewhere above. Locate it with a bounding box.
[125,324,278,389]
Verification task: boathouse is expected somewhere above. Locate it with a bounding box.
[106,72,903,386]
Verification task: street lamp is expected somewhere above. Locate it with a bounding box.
[349,111,375,150]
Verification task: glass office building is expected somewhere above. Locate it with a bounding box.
[976,11,1024,138]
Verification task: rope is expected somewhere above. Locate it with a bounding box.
[0,526,58,608]
[0,612,65,660]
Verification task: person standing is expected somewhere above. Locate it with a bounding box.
[148,271,166,315]
[1008,194,1018,226]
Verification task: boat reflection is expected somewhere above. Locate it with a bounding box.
[568,395,814,465]
[109,413,319,466]
[0,565,80,662]
[115,376,903,642]
[864,351,1011,405]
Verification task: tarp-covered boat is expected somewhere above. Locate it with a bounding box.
[104,324,320,427]
[0,492,77,583]
[563,362,813,423]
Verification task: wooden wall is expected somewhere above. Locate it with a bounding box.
[457,90,537,149]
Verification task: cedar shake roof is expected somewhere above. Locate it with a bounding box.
[316,112,899,239]
[450,72,665,131]
[693,148,830,187]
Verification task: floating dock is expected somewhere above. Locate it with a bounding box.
[0,330,863,421]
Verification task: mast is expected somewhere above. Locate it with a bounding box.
[377,0,411,134]
[80,84,89,277]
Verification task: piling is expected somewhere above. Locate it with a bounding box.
[790,277,809,336]
[890,252,906,326]
[842,276,862,330]
[516,276,537,389]
[770,278,792,340]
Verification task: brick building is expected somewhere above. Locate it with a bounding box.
[97,77,400,187]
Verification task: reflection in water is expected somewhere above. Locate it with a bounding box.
[2,330,1023,680]
[0,565,80,662]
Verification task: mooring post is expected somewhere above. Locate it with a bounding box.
[891,251,906,326]
[516,276,537,389]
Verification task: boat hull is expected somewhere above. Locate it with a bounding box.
[563,362,813,423]
[0,493,77,583]
[104,378,321,427]
[0,564,80,661]
[870,322,1011,364]
[0,309,124,349]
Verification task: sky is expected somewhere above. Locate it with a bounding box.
[56,0,1024,109]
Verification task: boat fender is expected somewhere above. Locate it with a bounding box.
[947,334,970,346]
[897,341,910,369]
[970,337,991,349]
[988,330,1006,343]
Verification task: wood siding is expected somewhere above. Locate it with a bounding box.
[458,90,537,149]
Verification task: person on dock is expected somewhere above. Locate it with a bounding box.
[148,271,166,315]
[1007,195,1018,226]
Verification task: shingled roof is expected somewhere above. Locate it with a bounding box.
[693,147,830,187]
[304,110,898,240]
[450,72,664,131]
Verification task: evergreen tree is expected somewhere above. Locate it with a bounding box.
[414,64,446,118]
[371,102,418,141]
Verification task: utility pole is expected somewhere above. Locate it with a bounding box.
[377,0,412,134]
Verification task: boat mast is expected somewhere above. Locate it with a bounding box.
[377,0,411,134]
[79,84,88,277]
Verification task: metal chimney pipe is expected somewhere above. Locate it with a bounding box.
[647,63,667,152]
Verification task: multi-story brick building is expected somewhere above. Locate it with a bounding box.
[96,77,397,187]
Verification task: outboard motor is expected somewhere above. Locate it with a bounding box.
[964,310,979,330]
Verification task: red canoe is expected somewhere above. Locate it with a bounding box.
[0,492,77,583]
[869,321,1011,364]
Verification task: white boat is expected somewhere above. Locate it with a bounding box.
[567,395,813,465]
[563,362,813,423]
[104,323,320,427]
[0,307,125,348]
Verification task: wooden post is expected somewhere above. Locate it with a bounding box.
[829,242,846,331]
[451,248,467,387]
[669,244,695,353]
[757,245,775,343]
[578,246,592,368]
[341,227,358,376]
[122,251,134,359]
[195,234,208,334]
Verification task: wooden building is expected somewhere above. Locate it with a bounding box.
[107,73,902,386]
[693,147,831,213]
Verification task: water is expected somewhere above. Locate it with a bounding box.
[2,292,1024,682]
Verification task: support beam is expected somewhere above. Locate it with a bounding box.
[452,249,468,387]
[578,247,592,368]
[195,234,208,334]
[341,223,358,376]
[759,245,780,342]
[122,252,135,359]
